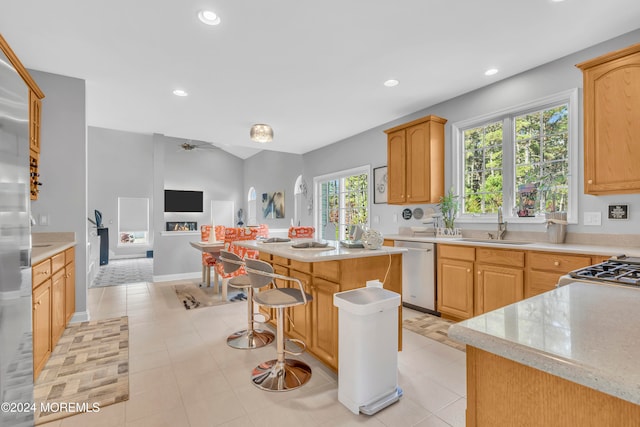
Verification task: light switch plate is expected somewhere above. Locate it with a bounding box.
[583,211,602,226]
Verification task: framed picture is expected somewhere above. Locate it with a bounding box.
[373,166,388,204]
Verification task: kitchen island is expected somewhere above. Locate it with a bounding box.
[235,239,405,371]
[449,282,640,426]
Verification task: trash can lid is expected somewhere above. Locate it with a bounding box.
[333,287,400,315]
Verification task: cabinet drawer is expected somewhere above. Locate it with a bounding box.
[64,247,75,264]
[476,248,525,268]
[272,255,290,267]
[528,252,593,273]
[526,270,562,296]
[439,244,475,261]
[290,259,312,273]
[313,261,340,282]
[51,252,65,273]
[258,252,272,262]
[33,259,51,288]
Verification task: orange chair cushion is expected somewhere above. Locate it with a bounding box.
[213,227,260,278]
[288,226,315,239]
[201,225,225,267]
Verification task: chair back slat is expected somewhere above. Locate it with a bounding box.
[244,258,275,289]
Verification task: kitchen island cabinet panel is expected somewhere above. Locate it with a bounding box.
[311,277,340,370]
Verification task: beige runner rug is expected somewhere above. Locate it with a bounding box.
[34,316,129,425]
[403,313,466,352]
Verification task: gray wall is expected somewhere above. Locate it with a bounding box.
[151,134,245,277]
[297,28,640,236]
[87,127,153,258]
[29,70,89,321]
[243,150,304,230]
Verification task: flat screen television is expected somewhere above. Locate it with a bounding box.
[164,189,203,212]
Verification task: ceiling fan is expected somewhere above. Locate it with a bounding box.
[178,141,218,152]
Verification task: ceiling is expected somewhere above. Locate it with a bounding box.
[2,1,640,159]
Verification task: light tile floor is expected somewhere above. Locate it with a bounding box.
[41,280,466,427]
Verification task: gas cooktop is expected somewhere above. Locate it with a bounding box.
[569,255,640,286]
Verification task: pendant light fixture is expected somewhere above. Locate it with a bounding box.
[250,124,274,143]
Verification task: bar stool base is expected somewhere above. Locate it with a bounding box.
[251,359,312,391]
[227,329,275,349]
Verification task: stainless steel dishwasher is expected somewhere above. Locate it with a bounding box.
[394,240,437,314]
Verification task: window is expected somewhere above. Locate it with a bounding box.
[452,89,578,223]
[314,166,369,241]
[118,197,149,245]
[247,187,257,226]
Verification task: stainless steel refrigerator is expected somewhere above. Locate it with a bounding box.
[0,45,34,426]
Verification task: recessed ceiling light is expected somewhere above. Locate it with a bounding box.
[484,68,499,76]
[198,10,221,26]
[384,79,399,87]
[173,89,188,97]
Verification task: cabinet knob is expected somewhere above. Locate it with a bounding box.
[554,261,560,266]
[467,269,471,273]
[587,179,593,184]
[477,271,481,275]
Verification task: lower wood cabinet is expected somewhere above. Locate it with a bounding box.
[437,243,608,321]
[287,269,312,343]
[32,246,76,379]
[32,278,51,378]
[310,277,339,370]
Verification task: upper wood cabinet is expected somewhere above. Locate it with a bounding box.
[384,115,447,204]
[577,43,640,195]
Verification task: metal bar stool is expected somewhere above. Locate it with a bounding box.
[244,258,313,391]
[219,250,275,349]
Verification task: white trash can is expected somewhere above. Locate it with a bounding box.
[333,286,402,415]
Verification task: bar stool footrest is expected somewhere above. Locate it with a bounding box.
[284,338,306,356]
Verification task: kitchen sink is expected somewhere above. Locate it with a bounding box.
[458,238,532,245]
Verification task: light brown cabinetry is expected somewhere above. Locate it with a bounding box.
[384,115,447,204]
[437,245,475,319]
[577,42,640,195]
[31,246,76,379]
[525,251,594,297]
[437,243,609,320]
[438,245,526,320]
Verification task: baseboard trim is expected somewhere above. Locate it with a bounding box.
[152,272,201,282]
[70,310,90,323]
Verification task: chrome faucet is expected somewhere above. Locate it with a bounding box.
[496,206,507,240]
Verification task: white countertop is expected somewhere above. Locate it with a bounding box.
[449,282,640,405]
[384,234,640,257]
[235,239,406,262]
[31,232,77,264]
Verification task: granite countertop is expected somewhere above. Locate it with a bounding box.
[31,232,77,264]
[449,282,640,405]
[384,233,640,257]
[235,239,406,262]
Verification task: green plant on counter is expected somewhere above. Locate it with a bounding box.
[439,188,459,229]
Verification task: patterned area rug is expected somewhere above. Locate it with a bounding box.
[403,313,466,352]
[174,283,244,310]
[34,317,129,425]
[91,258,153,287]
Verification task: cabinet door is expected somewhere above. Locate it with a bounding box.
[65,259,76,323]
[287,270,312,343]
[406,122,430,203]
[437,258,474,319]
[387,129,406,204]
[580,46,640,195]
[33,280,51,379]
[476,264,524,315]
[29,90,41,153]
[51,270,66,345]
[311,277,339,370]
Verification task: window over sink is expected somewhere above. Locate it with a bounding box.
[452,89,578,224]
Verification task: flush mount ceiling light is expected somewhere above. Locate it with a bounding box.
[484,68,499,76]
[198,10,221,25]
[173,89,188,97]
[384,79,399,87]
[250,124,274,143]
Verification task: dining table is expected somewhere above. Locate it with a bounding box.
[189,240,225,289]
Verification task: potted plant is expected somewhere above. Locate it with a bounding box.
[438,188,459,230]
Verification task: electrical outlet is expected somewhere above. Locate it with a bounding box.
[583,211,602,226]
[39,214,48,226]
